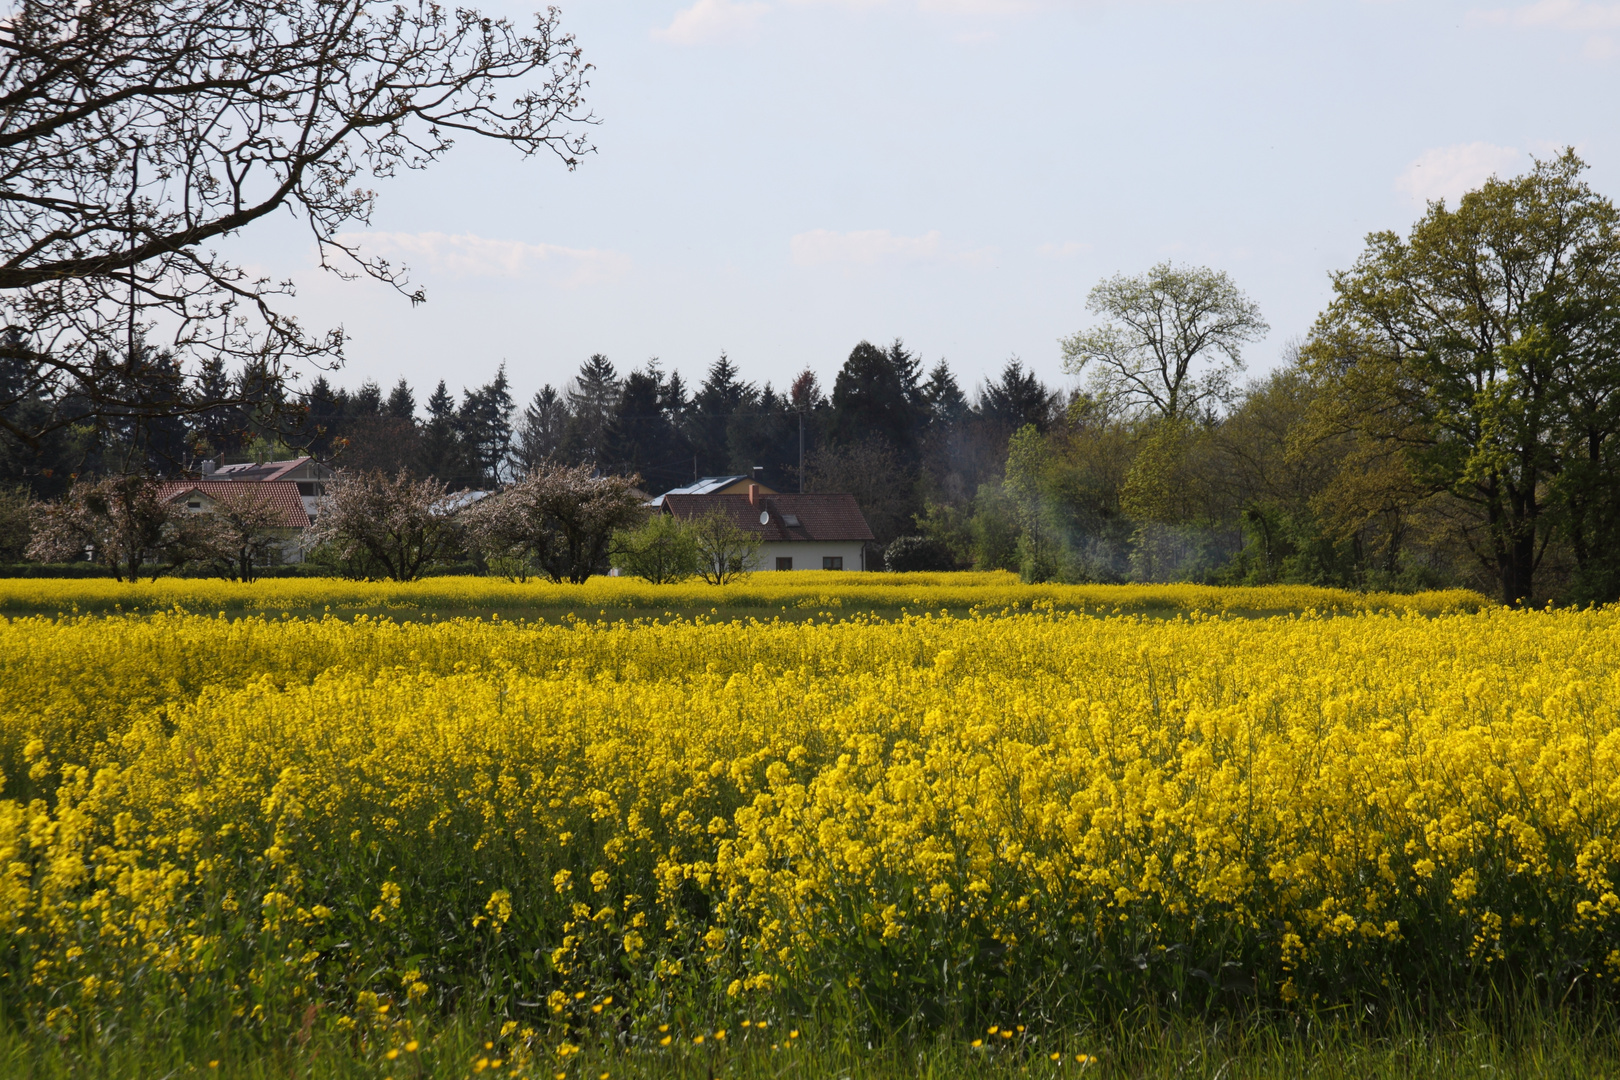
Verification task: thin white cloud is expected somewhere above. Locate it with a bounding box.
[1394,143,1525,205]
[655,0,770,44]
[339,232,631,288]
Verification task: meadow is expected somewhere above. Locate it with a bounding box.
[1,579,1617,1077]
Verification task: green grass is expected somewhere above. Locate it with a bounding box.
[5,1008,1618,1079]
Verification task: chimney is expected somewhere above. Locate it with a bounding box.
[748,483,759,505]
[751,465,764,484]
[200,459,217,477]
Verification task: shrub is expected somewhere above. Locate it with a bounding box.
[883,535,957,573]
[611,512,702,584]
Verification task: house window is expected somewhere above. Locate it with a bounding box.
[187,500,201,510]
[775,557,793,571]
[822,556,843,570]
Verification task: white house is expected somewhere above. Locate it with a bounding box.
[659,483,875,571]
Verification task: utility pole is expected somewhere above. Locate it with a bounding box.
[798,409,804,493]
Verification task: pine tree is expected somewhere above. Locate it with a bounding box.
[458,365,516,485]
[562,354,621,467]
[385,378,417,421]
[513,385,569,475]
[419,379,470,485]
[603,363,687,490]
[726,383,796,487]
[829,338,928,460]
[978,360,1058,434]
[351,380,383,417]
[687,353,752,478]
[922,359,969,428]
[191,355,240,458]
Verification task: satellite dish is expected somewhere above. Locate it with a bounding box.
[759,511,770,525]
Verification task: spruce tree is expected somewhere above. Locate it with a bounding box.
[562,354,621,466]
[687,353,752,478]
[419,379,469,485]
[829,338,928,460]
[385,378,417,421]
[513,385,569,475]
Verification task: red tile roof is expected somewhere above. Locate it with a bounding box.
[160,481,312,529]
[661,493,873,543]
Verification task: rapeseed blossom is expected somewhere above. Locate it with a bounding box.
[0,592,1615,1044]
[0,571,1485,618]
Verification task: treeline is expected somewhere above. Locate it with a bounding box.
[5,153,1619,605]
[294,344,1057,539]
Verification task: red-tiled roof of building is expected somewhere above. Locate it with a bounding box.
[660,493,873,543]
[160,481,311,529]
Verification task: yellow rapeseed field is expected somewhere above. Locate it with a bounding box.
[1,588,1616,1054]
[0,570,1488,616]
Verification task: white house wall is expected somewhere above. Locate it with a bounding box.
[750,542,865,572]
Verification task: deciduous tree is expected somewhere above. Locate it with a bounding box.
[27,474,213,579]
[461,463,644,584]
[1302,150,1620,605]
[1061,263,1267,421]
[310,469,462,581]
[610,512,701,584]
[689,507,760,585]
[0,0,592,451]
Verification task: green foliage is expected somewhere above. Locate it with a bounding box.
[689,507,761,584]
[0,485,32,562]
[1216,504,1356,587]
[1304,150,1620,606]
[611,513,703,584]
[883,535,956,572]
[968,482,1021,572]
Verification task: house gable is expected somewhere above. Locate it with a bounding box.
[660,493,873,544]
[159,481,312,529]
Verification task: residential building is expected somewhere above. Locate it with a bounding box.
[201,456,333,521]
[159,480,313,563]
[659,482,874,571]
[648,469,776,507]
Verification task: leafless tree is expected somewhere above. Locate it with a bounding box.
[27,473,214,578]
[309,469,462,580]
[462,463,643,583]
[1,0,594,450]
[203,484,287,582]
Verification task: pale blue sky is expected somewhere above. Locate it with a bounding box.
[246,0,1620,408]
